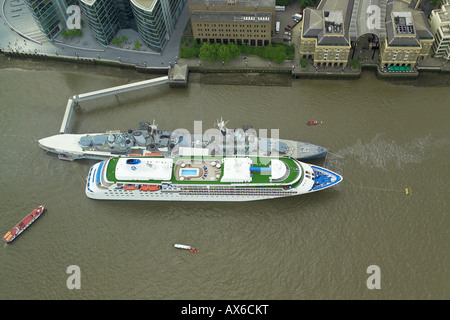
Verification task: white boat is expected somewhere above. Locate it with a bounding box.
[85,154,342,202]
[174,244,198,253]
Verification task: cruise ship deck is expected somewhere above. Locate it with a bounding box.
[104,156,303,186]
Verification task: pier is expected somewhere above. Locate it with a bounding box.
[59,70,187,134]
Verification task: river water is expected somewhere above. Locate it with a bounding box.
[0,56,448,300]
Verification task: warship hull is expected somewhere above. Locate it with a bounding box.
[38,121,328,161]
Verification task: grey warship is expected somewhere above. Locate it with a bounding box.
[38,119,328,161]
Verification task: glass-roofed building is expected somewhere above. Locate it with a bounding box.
[79,0,121,46]
[23,0,78,40]
[130,0,186,52]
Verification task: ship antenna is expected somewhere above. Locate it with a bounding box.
[150,119,158,135]
[216,117,229,136]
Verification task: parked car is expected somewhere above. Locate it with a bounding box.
[284,26,292,31]
[284,32,291,36]
[293,14,303,21]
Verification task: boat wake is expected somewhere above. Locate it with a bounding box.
[334,134,450,170]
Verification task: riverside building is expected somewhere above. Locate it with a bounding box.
[23,0,78,40]
[24,0,186,51]
[130,0,187,52]
[78,0,186,51]
[379,0,434,69]
[299,0,353,68]
[299,0,434,70]
[428,2,450,60]
[189,0,275,46]
[79,0,121,46]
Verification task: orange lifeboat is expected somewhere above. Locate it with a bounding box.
[144,152,163,156]
[123,185,137,191]
[128,153,141,157]
[140,185,160,192]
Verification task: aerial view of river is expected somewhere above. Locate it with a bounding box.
[0,55,448,301]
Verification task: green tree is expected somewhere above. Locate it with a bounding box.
[217,44,232,62]
[300,0,317,10]
[227,42,241,59]
[199,42,218,62]
[240,44,253,55]
[300,58,308,68]
[180,47,199,59]
[276,0,293,6]
[350,58,360,70]
[269,46,286,63]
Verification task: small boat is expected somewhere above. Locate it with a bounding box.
[3,205,45,243]
[173,243,199,253]
[307,121,318,126]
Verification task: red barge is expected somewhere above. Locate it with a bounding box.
[3,205,45,243]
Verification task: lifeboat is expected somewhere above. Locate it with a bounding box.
[144,152,164,156]
[123,185,137,190]
[140,184,160,192]
[307,121,318,126]
[3,205,45,243]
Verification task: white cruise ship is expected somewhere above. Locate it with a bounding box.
[85,154,342,202]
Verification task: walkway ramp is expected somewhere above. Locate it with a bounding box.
[60,76,170,134]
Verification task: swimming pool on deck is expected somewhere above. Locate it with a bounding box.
[180,168,200,177]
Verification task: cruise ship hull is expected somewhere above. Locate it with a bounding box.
[85,156,342,202]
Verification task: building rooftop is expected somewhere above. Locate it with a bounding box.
[189,0,275,8]
[385,0,434,47]
[393,12,415,35]
[434,4,450,37]
[131,0,157,11]
[437,5,450,23]
[349,0,387,41]
[191,11,272,22]
[80,0,96,5]
[324,11,344,34]
[302,0,354,46]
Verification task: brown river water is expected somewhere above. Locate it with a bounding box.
[0,56,448,300]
